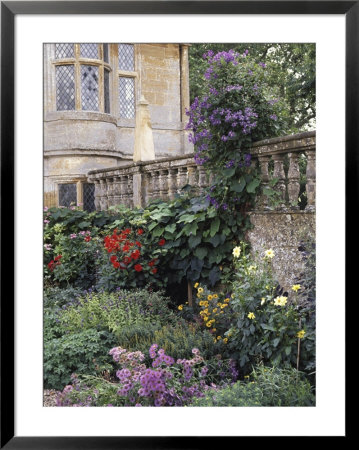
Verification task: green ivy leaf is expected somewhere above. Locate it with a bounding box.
[210,217,220,237]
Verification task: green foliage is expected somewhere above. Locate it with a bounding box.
[57,289,176,335]
[143,192,245,286]
[192,365,314,407]
[191,380,263,406]
[225,243,310,373]
[44,329,117,390]
[249,365,315,406]
[189,43,315,132]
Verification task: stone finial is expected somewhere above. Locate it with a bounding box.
[133,96,155,162]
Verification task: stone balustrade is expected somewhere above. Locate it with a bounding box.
[87,131,315,212]
[251,131,316,211]
[87,154,212,210]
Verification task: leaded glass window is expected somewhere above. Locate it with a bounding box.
[118,44,134,71]
[55,43,74,59]
[80,43,99,59]
[104,69,110,114]
[83,183,95,212]
[59,184,77,207]
[119,77,135,118]
[81,65,99,111]
[56,65,75,110]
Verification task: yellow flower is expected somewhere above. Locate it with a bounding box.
[292,284,301,292]
[212,328,217,332]
[232,246,241,258]
[274,296,288,307]
[203,301,209,308]
[297,330,306,339]
[261,297,266,305]
[207,295,213,301]
[217,336,222,340]
[197,293,201,298]
[198,287,204,294]
[178,305,183,310]
[199,311,205,316]
[224,298,230,303]
[248,265,257,273]
[223,338,228,344]
[194,282,199,289]
[247,312,255,320]
[213,308,218,313]
[203,316,209,322]
[213,294,218,299]
[206,322,212,327]
[231,293,235,299]
[264,248,275,259]
[244,375,250,379]
[220,311,224,314]
[199,301,205,306]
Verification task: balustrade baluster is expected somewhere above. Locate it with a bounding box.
[305,149,316,210]
[177,167,188,192]
[167,169,178,200]
[159,169,169,200]
[287,152,301,209]
[257,155,271,210]
[106,177,114,207]
[272,153,286,209]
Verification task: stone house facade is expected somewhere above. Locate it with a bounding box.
[44,43,192,210]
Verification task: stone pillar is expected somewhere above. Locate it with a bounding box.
[133,96,155,162]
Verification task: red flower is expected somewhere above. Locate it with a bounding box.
[158,239,166,246]
[113,261,120,269]
[151,268,158,274]
[137,229,144,235]
[134,264,143,272]
[54,254,62,261]
[84,235,91,242]
[131,249,141,260]
[135,241,142,248]
[123,256,131,265]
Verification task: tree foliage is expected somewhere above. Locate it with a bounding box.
[189,43,315,132]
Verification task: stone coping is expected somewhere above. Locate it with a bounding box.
[87,131,316,176]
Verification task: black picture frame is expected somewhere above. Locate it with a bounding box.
[1,1,353,447]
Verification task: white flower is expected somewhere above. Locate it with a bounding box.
[232,246,241,258]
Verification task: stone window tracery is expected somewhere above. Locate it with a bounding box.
[54,43,111,113]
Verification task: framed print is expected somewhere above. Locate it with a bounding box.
[1,1,353,447]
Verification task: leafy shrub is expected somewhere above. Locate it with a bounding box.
[57,289,176,335]
[192,365,314,407]
[44,228,103,289]
[191,381,263,406]
[44,286,83,309]
[116,321,218,363]
[44,329,117,390]
[249,365,315,406]
[222,243,313,373]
